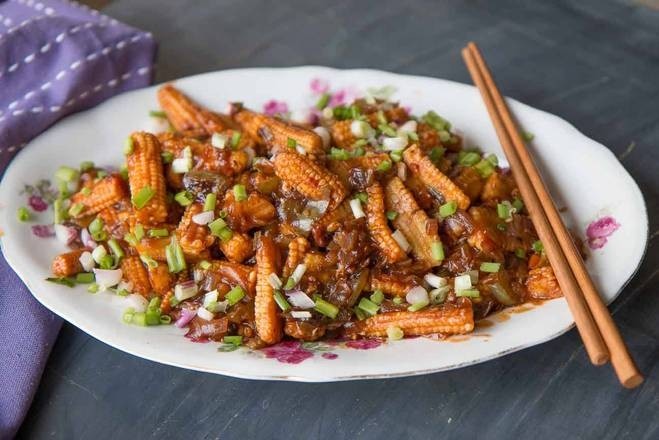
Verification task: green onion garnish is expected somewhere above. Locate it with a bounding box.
[123,137,134,155]
[532,240,544,253]
[496,223,507,231]
[273,290,291,311]
[55,166,79,183]
[378,124,397,137]
[329,147,350,161]
[353,306,367,321]
[474,159,495,178]
[439,201,457,218]
[17,206,30,222]
[124,233,138,246]
[208,218,227,237]
[514,248,526,259]
[376,110,387,125]
[96,170,108,179]
[458,151,481,166]
[315,93,330,110]
[123,308,135,323]
[386,210,398,221]
[161,151,174,164]
[226,286,246,305]
[376,160,392,172]
[231,131,242,149]
[53,199,67,224]
[148,297,161,311]
[438,130,451,142]
[512,198,524,212]
[203,193,217,212]
[107,239,125,259]
[88,217,104,234]
[421,110,451,132]
[132,186,155,209]
[68,203,84,217]
[358,297,379,316]
[287,137,297,149]
[217,227,233,242]
[165,236,187,273]
[233,184,247,202]
[283,277,296,290]
[480,262,501,273]
[497,202,511,219]
[431,241,445,261]
[392,296,403,304]
[223,335,243,346]
[132,312,147,326]
[81,187,92,196]
[456,288,480,298]
[160,315,172,325]
[149,110,167,118]
[387,325,404,341]
[134,224,145,241]
[523,131,535,141]
[355,192,368,203]
[407,300,429,312]
[92,230,108,242]
[174,190,193,207]
[390,150,403,162]
[75,272,95,283]
[80,161,95,172]
[99,254,114,270]
[485,154,498,166]
[314,298,339,319]
[408,131,419,141]
[140,254,158,268]
[428,146,445,163]
[87,283,99,293]
[370,289,384,305]
[119,164,129,181]
[199,260,212,270]
[148,228,169,238]
[45,277,76,287]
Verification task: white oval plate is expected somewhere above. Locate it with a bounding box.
[0,67,647,381]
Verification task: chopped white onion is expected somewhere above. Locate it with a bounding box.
[192,210,215,225]
[268,273,283,289]
[313,126,331,148]
[125,293,148,312]
[350,198,365,219]
[295,145,307,155]
[382,136,408,151]
[171,157,192,174]
[197,307,214,321]
[93,268,123,289]
[396,162,408,181]
[305,199,330,215]
[322,107,334,119]
[406,286,429,305]
[429,285,451,304]
[291,311,312,319]
[211,132,228,149]
[117,280,133,293]
[292,218,313,232]
[78,251,95,272]
[285,290,316,309]
[208,300,229,314]
[203,290,219,307]
[91,245,107,264]
[174,280,198,301]
[290,109,313,125]
[398,120,417,136]
[144,116,170,134]
[350,120,374,139]
[80,228,96,249]
[54,224,77,245]
[467,270,479,284]
[290,264,307,285]
[454,274,472,293]
[243,146,256,165]
[423,273,447,289]
[392,230,411,252]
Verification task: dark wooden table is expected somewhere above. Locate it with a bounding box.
[18,1,659,439]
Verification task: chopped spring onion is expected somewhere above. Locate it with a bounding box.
[224,335,243,346]
[88,217,104,235]
[485,153,498,166]
[431,241,445,261]
[387,325,404,341]
[132,186,155,209]
[454,274,472,293]
[140,254,158,268]
[80,161,95,172]
[438,130,451,142]
[273,290,291,311]
[268,273,283,289]
[165,236,187,273]
[458,151,481,166]
[480,262,501,273]
[131,312,147,326]
[421,110,451,132]
[45,277,76,287]
[233,184,247,202]
[512,198,524,212]
[231,131,242,148]
[226,285,246,305]
[532,240,544,253]
[353,306,367,320]
[197,307,214,321]
[456,288,480,298]
[349,198,366,219]
[203,193,217,212]
[358,297,379,316]
[81,187,92,196]
[160,315,172,325]
[376,159,392,172]
[174,281,198,301]
[290,264,307,285]
[107,238,125,259]
[123,137,134,155]
[203,290,219,308]
[149,110,167,118]
[314,298,339,319]
[217,226,233,242]
[497,201,512,219]
[287,137,297,149]
[407,300,429,312]
[489,283,517,306]
[206,300,228,313]
[423,273,447,289]
[439,201,457,218]
[316,92,330,110]
[199,260,212,270]
[429,285,450,304]
[192,210,214,225]
[55,166,79,183]
[91,245,108,264]
[523,131,535,141]
[209,218,231,239]
[53,199,66,224]
[98,254,114,269]
[17,206,30,222]
[391,229,411,253]
[515,248,526,259]
[474,159,495,178]
[382,136,408,151]
[350,120,374,139]
[386,210,398,221]
[211,132,228,149]
[376,110,387,125]
[392,296,403,305]
[370,289,384,305]
[148,228,169,238]
[379,124,397,137]
[390,150,403,162]
[148,297,161,311]
[428,146,445,163]
[123,308,135,323]
[291,310,312,319]
[329,147,351,160]
[174,190,193,207]
[161,151,174,164]
[355,192,368,203]
[75,272,95,284]
[408,131,419,141]
[284,277,297,290]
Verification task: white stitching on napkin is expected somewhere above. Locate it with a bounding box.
[12,0,56,16]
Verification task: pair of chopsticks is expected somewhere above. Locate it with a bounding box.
[461,42,643,388]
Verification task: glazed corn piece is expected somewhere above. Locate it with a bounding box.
[135,236,170,261]
[453,166,484,202]
[344,299,474,338]
[329,120,358,149]
[147,263,176,296]
[218,232,254,263]
[311,198,352,246]
[97,201,132,239]
[120,256,152,296]
[480,171,516,202]
[235,109,324,155]
[526,266,563,300]
[126,132,168,225]
[365,183,406,263]
[176,203,216,258]
[223,191,277,233]
[283,237,310,278]
[157,84,234,134]
[254,235,283,344]
[274,151,347,210]
[416,122,440,151]
[303,252,335,273]
[194,260,256,295]
[370,272,418,297]
[160,290,174,314]
[70,175,127,218]
[51,249,87,277]
[403,144,470,210]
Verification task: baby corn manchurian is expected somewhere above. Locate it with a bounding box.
[126,132,168,225]
[45,84,564,348]
[365,183,406,264]
[344,299,474,338]
[235,109,324,155]
[403,144,471,210]
[254,235,283,345]
[120,256,152,296]
[274,151,347,210]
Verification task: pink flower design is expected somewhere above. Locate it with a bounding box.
[262,341,313,364]
[31,224,54,238]
[586,216,620,250]
[345,339,382,350]
[262,100,289,116]
[28,195,48,212]
[321,352,338,360]
[310,78,330,95]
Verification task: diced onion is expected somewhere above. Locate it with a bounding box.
[350,120,374,138]
[79,251,95,272]
[174,280,198,301]
[350,198,365,219]
[454,274,472,293]
[211,132,228,149]
[203,290,219,307]
[174,308,196,328]
[192,210,215,225]
[117,280,133,293]
[313,126,331,148]
[268,273,283,289]
[54,224,77,245]
[391,230,411,252]
[290,109,313,125]
[285,289,316,309]
[322,107,333,119]
[243,146,256,164]
[80,228,97,249]
[429,285,450,304]
[290,264,307,285]
[396,162,407,181]
[305,199,330,216]
[406,286,429,305]
[197,307,214,321]
[295,145,307,155]
[423,273,447,289]
[398,120,417,135]
[91,245,107,264]
[291,311,312,319]
[125,293,148,312]
[382,136,408,151]
[93,268,122,289]
[171,157,192,174]
[292,218,313,232]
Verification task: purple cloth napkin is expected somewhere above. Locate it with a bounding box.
[0,1,156,437]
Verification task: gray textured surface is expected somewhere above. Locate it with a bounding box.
[18,1,659,439]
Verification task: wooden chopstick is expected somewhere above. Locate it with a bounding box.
[462,43,643,388]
